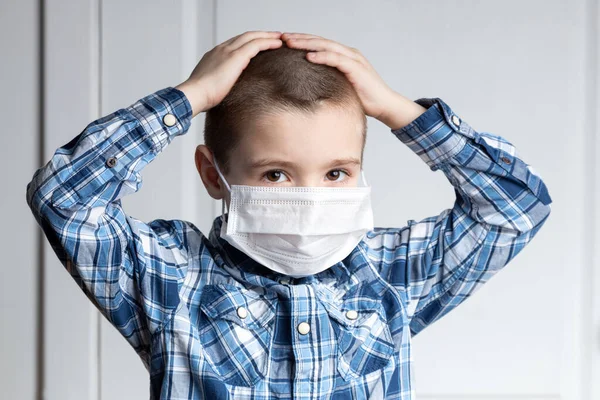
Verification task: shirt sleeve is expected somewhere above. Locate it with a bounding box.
[367,97,552,337]
[25,86,197,366]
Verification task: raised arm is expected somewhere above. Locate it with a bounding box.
[366,96,552,336]
[25,31,286,364]
[25,87,196,365]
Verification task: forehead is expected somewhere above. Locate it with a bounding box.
[232,104,364,169]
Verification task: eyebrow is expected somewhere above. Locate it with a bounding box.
[248,157,361,169]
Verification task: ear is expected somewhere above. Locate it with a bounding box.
[195,145,226,200]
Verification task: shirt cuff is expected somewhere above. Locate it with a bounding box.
[390,97,476,171]
[124,86,193,153]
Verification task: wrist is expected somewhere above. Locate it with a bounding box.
[377,91,427,131]
[174,80,207,118]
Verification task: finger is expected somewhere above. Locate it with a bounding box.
[282,32,324,40]
[226,30,281,45]
[305,50,362,76]
[285,38,364,64]
[224,31,282,51]
[235,37,284,60]
[229,30,282,51]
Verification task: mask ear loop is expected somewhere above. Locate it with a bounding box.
[213,159,231,223]
[221,196,227,223]
[360,168,369,187]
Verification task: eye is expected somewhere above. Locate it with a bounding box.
[326,169,349,182]
[263,170,289,183]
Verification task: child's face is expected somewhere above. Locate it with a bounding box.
[227,104,364,189]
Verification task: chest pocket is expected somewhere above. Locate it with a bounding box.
[324,286,396,381]
[198,283,278,387]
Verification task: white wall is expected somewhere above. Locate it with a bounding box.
[2,0,598,399]
[1,1,41,399]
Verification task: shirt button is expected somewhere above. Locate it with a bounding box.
[163,113,177,127]
[500,156,512,164]
[236,306,248,319]
[297,322,310,335]
[106,157,117,168]
[451,115,461,127]
[345,310,358,320]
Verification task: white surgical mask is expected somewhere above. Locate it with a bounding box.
[212,159,374,277]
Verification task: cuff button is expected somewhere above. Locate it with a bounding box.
[163,113,177,127]
[501,156,512,164]
[106,157,117,168]
[451,115,461,127]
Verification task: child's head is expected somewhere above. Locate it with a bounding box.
[195,43,367,203]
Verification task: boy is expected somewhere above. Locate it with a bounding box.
[26,31,552,399]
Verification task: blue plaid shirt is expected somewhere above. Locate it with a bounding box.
[26,86,552,399]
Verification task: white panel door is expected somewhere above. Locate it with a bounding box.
[1,1,41,399]
[43,0,102,399]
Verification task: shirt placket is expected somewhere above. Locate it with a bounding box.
[290,283,318,399]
